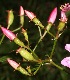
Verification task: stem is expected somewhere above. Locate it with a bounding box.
[33,38,41,52]
[38,26,42,37]
[27,47,39,60]
[33,63,42,75]
[50,60,70,74]
[33,29,47,52]
[33,23,55,52]
[48,31,55,38]
[50,60,63,70]
[50,39,57,58]
[12,27,22,32]
[0,35,5,45]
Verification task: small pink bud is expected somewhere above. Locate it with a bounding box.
[60,11,68,22]
[1,27,16,40]
[48,7,57,24]
[61,57,70,68]
[65,44,70,52]
[25,10,36,20]
[20,6,24,16]
[7,58,19,69]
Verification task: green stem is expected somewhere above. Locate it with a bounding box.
[38,26,42,37]
[33,63,42,75]
[48,31,55,38]
[12,27,22,32]
[51,60,70,74]
[33,38,41,52]
[33,29,47,52]
[33,24,55,52]
[50,39,57,58]
[0,35,5,45]
[27,47,39,60]
[50,60,63,70]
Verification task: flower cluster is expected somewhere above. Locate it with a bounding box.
[1,3,70,76]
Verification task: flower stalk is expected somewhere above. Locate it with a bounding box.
[50,59,63,70]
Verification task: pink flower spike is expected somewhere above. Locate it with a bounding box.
[1,27,16,40]
[65,44,70,52]
[60,11,67,22]
[61,57,70,68]
[25,10,36,20]
[7,58,19,69]
[48,7,57,24]
[20,6,24,16]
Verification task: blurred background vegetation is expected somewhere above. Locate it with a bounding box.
[0,0,70,80]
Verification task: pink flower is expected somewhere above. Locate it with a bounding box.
[60,11,68,22]
[25,10,36,20]
[48,7,57,24]
[65,44,70,52]
[20,6,24,16]
[1,27,16,40]
[60,3,70,12]
[7,58,19,69]
[61,57,70,68]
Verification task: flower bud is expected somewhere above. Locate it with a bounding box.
[1,27,16,40]
[17,48,36,61]
[20,6,24,16]
[20,6,24,26]
[32,17,44,28]
[25,10,44,28]
[7,58,19,69]
[25,10,36,20]
[60,11,67,23]
[48,7,57,24]
[7,58,30,75]
[14,38,25,47]
[22,28,28,41]
[58,11,67,32]
[17,66,30,76]
[26,66,31,74]
[57,22,65,32]
[1,27,26,47]
[7,10,14,28]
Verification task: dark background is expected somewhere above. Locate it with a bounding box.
[0,0,70,80]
